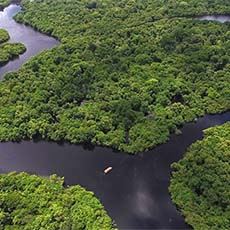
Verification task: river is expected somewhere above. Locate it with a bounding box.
[0,4,59,78]
[0,4,230,229]
[197,15,230,23]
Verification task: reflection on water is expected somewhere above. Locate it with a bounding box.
[197,15,230,23]
[0,4,59,78]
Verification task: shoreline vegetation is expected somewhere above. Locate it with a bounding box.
[0,5,116,229]
[0,172,115,229]
[0,0,229,153]
[0,29,26,66]
[0,1,229,229]
[0,0,10,9]
[170,122,230,229]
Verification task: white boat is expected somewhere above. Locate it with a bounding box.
[104,167,112,174]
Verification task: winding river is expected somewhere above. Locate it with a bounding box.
[0,4,59,78]
[0,4,230,230]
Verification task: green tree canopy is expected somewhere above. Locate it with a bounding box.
[0,29,26,66]
[170,122,230,229]
[0,172,115,230]
[0,0,229,153]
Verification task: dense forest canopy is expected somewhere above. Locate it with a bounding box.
[0,172,114,229]
[0,29,26,66]
[0,0,229,153]
[170,122,230,229]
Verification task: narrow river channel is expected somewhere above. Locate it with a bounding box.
[0,4,59,78]
[0,3,230,229]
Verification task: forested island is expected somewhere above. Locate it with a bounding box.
[170,122,230,229]
[0,172,114,229]
[0,0,228,153]
[0,29,26,66]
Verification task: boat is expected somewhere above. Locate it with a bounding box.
[104,166,112,174]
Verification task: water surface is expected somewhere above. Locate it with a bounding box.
[0,112,229,229]
[0,4,59,78]
[197,15,230,23]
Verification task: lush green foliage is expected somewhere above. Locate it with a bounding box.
[0,43,26,66]
[0,29,26,66]
[0,172,114,230]
[0,0,10,9]
[0,0,229,152]
[160,0,230,17]
[170,122,230,230]
[0,29,9,43]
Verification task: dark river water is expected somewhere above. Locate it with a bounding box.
[0,4,230,229]
[0,4,59,78]
[0,112,229,229]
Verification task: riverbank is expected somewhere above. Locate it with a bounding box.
[0,111,229,229]
[0,0,10,10]
[170,122,230,229]
[0,28,26,66]
[0,172,115,229]
[0,4,59,77]
[0,0,228,153]
[0,0,229,228]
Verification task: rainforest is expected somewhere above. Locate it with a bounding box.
[0,0,229,229]
[0,0,228,153]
